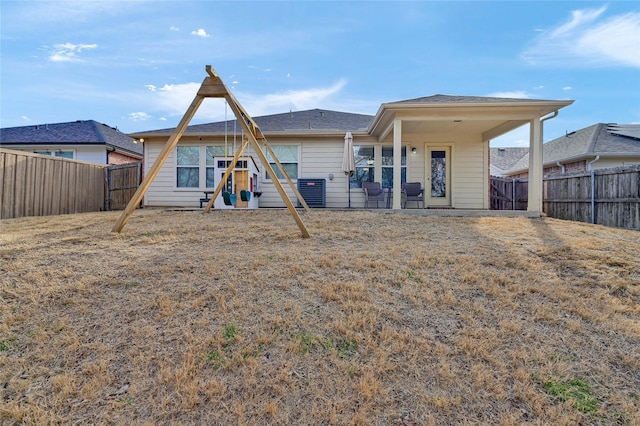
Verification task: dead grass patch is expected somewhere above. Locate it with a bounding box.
[1,209,638,425]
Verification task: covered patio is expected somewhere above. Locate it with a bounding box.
[366,95,573,213]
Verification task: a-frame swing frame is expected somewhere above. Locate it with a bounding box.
[112,65,311,238]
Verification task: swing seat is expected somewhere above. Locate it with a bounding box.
[222,192,235,206]
[229,193,237,205]
[240,190,251,202]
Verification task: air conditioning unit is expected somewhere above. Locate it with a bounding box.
[297,178,326,208]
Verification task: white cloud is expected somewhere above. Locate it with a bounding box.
[563,86,573,91]
[486,90,534,99]
[49,42,97,62]
[191,29,210,38]
[142,79,352,124]
[145,84,157,92]
[522,6,640,68]
[241,79,348,115]
[170,26,179,32]
[129,112,152,121]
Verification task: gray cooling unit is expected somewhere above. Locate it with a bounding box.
[297,178,326,208]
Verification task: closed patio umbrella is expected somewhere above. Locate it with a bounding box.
[342,132,355,208]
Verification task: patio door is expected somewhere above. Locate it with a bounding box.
[426,145,451,207]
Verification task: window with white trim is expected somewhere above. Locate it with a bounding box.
[349,145,407,188]
[381,146,406,188]
[350,145,374,188]
[176,146,200,188]
[265,145,298,180]
[34,150,74,159]
[176,145,228,189]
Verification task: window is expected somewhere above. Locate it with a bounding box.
[381,146,406,188]
[34,150,74,159]
[176,145,233,189]
[350,145,374,188]
[176,146,200,188]
[206,146,225,188]
[349,145,407,188]
[265,145,298,180]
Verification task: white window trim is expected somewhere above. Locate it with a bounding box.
[264,144,300,182]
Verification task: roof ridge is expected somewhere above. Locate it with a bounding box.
[89,120,107,143]
[585,123,605,154]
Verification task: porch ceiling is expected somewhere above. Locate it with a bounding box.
[391,119,527,139]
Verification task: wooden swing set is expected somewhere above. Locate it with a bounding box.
[112,65,311,238]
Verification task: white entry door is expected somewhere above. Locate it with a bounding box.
[426,146,451,207]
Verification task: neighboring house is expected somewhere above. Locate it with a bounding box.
[504,123,640,178]
[0,120,143,164]
[489,147,530,177]
[130,95,572,211]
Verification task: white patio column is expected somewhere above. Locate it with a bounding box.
[392,118,402,209]
[528,117,543,213]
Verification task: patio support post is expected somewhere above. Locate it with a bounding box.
[527,117,543,213]
[392,118,402,209]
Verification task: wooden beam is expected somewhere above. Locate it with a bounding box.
[197,77,228,97]
[112,95,204,232]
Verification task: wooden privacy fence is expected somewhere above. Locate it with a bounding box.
[0,148,106,219]
[489,176,528,210]
[491,165,640,230]
[544,166,639,230]
[105,163,142,211]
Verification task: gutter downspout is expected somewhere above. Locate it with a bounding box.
[587,155,600,171]
[106,146,116,164]
[556,161,566,174]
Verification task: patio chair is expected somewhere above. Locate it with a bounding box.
[402,182,424,208]
[362,181,385,208]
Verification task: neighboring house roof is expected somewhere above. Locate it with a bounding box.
[507,123,640,174]
[0,120,143,157]
[489,147,529,176]
[134,109,374,136]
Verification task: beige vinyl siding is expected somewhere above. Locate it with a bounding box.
[592,157,640,170]
[144,142,198,207]
[452,138,486,209]
[257,138,351,208]
[142,133,489,209]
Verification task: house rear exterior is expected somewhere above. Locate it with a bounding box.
[130,95,572,212]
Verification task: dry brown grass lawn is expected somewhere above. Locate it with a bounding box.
[1,209,638,425]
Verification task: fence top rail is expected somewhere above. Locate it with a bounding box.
[543,167,640,180]
[106,162,141,171]
[0,148,108,168]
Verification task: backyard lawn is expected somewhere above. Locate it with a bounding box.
[1,209,638,425]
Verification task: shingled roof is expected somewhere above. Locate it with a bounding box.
[490,147,529,176]
[508,123,640,174]
[0,120,142,156]
[135,109,374,136]
[389,94,564,105]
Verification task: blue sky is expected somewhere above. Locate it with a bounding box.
[1,0,639,147]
